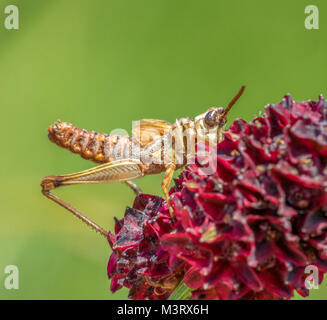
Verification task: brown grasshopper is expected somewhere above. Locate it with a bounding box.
[41,86,245,237]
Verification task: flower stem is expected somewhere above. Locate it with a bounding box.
[168,281,191,300]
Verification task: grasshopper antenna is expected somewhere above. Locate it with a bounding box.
[221,85,246,121]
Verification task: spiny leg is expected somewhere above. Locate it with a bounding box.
[162,163,176,219]
[42,189,108,237]
[124,180,142,195]
[41,160,143,238]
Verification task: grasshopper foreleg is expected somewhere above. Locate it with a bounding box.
[124,181,142,195]
[162,163,176,219]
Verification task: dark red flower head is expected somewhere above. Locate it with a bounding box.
[108,95,327,300]
[107,194,183,299]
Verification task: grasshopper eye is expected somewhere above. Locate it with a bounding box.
[204,110,218,127]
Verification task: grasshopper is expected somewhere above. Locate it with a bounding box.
[41,86,245,237]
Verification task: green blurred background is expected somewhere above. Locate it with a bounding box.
[0,0,326,299]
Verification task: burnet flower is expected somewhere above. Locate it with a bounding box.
[108,95,327,300]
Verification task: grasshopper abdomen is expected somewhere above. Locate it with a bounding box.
[48,121,137,164]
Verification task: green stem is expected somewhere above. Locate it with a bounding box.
[168,281,191,300]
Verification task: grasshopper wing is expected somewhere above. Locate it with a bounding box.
[132,119,172,146]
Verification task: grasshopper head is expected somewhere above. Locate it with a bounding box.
[194,85,246,141]
[194,107,228,144]
[194,106,227,132]
[203,107,227,129]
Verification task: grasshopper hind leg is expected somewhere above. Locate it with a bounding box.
[41,159,144,237]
